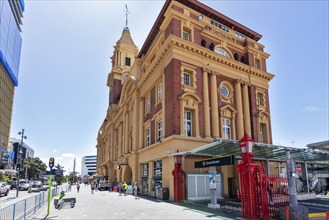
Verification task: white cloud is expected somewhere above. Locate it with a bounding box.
[55,157,64,161]
[52,149,58,153]
[303,106,324,112]
[62,153,76,158]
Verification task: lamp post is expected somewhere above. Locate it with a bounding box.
[16,129,27,198]
[237,132,260,219]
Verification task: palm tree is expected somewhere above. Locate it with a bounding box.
[24,157,47,180]
[54,163,65,184]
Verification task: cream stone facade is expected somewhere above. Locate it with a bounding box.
[96,0,274,200]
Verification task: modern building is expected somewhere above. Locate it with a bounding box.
[81,155,97,177]
[0,0,25,165]
[96,0,274,200]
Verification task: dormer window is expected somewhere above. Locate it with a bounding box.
[125,57,131,66]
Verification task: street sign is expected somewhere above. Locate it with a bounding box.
[54,170,63,176]
[39,169,63,176]
[194,155,235,168]
[49,157,54,169]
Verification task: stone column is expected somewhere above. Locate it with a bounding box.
[139,98,144,149]
[242,83,251,136]
[235,80,244,139]
[210,73,219,138]
[203,70,211,138]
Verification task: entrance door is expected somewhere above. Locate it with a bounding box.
[141,177,148,195]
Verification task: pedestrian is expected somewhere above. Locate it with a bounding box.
[77,183,80,193]
[123,182,128,196]
[108,182,112,192]
[118,182,123,196]
[133,182,139,199]
[95,181,98,191]
[91,182,95,194]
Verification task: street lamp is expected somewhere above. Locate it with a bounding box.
[16,129,27,198]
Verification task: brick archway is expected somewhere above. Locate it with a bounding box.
[122,165,133,184]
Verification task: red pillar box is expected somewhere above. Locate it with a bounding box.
[237,132,261,219]
[172,152,185,203]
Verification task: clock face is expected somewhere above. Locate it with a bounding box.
[220,85,229,97]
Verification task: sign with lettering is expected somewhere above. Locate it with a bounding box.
[194,156,234,168]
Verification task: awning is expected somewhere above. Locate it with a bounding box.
[169,139,329,165]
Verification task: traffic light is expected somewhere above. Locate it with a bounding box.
[49,157,55,169]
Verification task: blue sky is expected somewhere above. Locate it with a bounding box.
[10,1,328,174]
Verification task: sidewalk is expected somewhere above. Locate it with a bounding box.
[27,185,237,220]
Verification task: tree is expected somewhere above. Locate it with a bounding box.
[54,163,66,185]
[68,171,79,184]
[23,157,47,180]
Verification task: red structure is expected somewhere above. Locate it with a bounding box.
[172,151,185,203]
[237,132,261,219]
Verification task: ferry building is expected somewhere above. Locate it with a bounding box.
[96,0,275,200]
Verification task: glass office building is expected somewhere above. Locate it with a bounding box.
[0,0,24,167]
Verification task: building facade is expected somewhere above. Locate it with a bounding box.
[81,155,97,177]
[0,0,25,161]
[97,0,274,200]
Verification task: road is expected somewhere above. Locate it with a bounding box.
[0,189,33,208]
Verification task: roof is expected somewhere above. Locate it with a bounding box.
[169,139,329,164]
[138,0,262,58]
[306,140,329,151]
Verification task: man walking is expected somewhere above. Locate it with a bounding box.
[123,182,128,196]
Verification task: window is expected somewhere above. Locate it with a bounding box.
[222,118,231,139]
[145,128,150,146]
[142,163,148,177]
[220,85,230,98]
[184,111,192,137]
[157,83,162,102]
[210,19,229,32]
[146,95,151,112]
[125,57,131,66]
[153,160,162,176]
[259,123,268,143]
[214,48,230,58]
[183,31,189,41]
[157,120,163,141]
[257,93,264,106]
[183,72,191,86]
[255,59,261,69]
[235,31,246,40]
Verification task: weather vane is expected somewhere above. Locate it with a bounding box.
[124,4,130,30]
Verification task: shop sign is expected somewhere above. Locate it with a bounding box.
[194,155,234,168]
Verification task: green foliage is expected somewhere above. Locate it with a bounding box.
[68,171,79,183]
[54,163,66,185]
[23,157,47,180]
[0,172,4,181]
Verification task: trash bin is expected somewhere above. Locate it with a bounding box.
[163,188,169,200]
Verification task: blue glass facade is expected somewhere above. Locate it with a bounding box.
[0,0,24,86]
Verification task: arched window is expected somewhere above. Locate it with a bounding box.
[214,48,230,58]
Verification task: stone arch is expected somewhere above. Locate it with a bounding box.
[122,165,133,184]
[119,75,137,108]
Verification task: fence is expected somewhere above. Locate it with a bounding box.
[0,184,69,220]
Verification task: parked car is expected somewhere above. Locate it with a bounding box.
[32,180,42,188]
[18,180,31,191]
[0,182,11,196]
[7,181,17,190]
[98,181,109,191]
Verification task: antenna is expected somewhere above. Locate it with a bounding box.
[124,4,130,30]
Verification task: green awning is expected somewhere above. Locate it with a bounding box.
[177,139,329,164]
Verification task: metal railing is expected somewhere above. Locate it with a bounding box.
[0,184,69,220]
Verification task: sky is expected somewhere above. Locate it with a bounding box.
[10,0,328,175]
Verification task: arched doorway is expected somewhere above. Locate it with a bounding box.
[122,165,133,184]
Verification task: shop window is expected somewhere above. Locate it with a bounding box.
[142,163,149,177]
[222,117,231,139]
[153,160,162,176]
